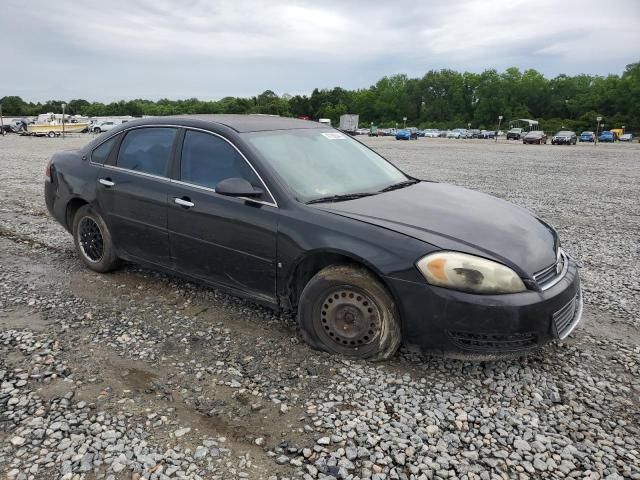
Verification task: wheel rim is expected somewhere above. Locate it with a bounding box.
[78,217,104,263]
[316,287,382,352]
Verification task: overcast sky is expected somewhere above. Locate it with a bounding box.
[2,0,639,103]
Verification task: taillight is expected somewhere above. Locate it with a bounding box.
[45,161,52,182]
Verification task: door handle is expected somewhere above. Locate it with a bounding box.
[99,178,115,187]
[174,197,195,208]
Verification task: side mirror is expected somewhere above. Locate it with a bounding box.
[215,177,263,198]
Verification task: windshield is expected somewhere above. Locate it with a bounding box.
[557,131,572,135]
[244,129,408,202]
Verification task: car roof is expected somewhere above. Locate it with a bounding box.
[115,114,326,133]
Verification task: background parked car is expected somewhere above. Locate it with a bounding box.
[92,120,119,133]
[579,131,595,142]
[481,130,497,139]
[395,128,418,140]
[468,129,481,138]
[447,129,466,139]
[619,133,633,142]
[395,129,411,140]
[552,131,577,145]
[422,129,440,138]
[523,131,548,144]
[506,128,525,140]
[599,131,615,142]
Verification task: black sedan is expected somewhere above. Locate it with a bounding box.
[44,115,582,359]
[552,131,577,145]
[523,130,548,144]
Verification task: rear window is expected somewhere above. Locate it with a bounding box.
[117,127,177,176]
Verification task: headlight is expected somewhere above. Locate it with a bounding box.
[416,252,526,294]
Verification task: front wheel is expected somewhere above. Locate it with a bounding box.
[72,205,121,273]
[48,131,56,138]
[297,265,401,360]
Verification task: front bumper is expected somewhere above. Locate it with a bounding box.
[386,257,582,356]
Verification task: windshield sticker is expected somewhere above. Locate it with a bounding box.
[322,132,347,140]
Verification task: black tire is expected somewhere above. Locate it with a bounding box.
[72,205,121,273]
[93,127,101,133]
[297,265,401,360]
[48,131,56,138]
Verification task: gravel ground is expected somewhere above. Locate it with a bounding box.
[0,133,638,480]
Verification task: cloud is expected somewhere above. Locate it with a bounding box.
[2,0,638,102]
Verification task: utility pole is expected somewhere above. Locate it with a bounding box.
[595,116,602,146]
[62,103,67,138]
[495,115,503,143]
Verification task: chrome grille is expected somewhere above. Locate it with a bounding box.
[553,290,582,339]
[534,250,567,290]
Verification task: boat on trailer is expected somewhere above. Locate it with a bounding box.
[26,114,89,137]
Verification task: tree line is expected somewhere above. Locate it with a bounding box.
[2,62,638,133]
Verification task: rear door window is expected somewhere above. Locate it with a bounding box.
[180,130,261,190]
[117,127,177,176]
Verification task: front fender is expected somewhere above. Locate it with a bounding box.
[276,207,435,305]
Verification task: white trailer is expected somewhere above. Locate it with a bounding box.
[339,114,359,133]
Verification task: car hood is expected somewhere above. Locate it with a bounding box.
[313,182,558,276]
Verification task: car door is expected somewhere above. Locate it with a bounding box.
[166,129,279,303]
[96,126,178,266]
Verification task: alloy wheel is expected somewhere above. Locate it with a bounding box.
[78,216,104,263]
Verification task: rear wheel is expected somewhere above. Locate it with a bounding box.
[297,265,401,360]
[48,131,56,138]
[72,205,121,273]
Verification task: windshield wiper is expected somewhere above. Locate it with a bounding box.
[306,192,378,204]
[378,178,420,192]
